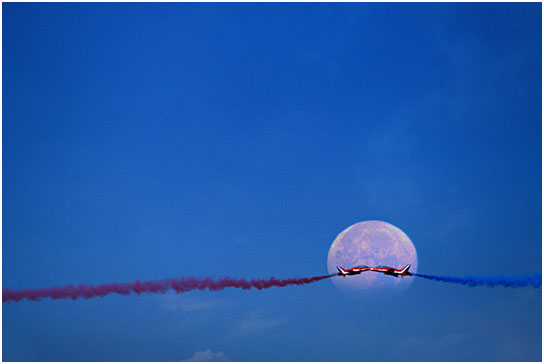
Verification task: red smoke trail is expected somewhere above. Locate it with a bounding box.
[2,274,336,303]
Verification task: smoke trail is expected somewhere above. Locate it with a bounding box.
[2,274,336,303]
[414,273,541,288]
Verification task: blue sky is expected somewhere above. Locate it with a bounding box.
[3,3,541,361]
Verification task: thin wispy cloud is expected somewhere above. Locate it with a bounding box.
[183,349,229,362]
[231,310,288,336]
[159,295,227,312]
[400,329,480,356]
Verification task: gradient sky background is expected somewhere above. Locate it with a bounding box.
[3,3,541,361]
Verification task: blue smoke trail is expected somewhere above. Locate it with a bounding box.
[414,273,541,288]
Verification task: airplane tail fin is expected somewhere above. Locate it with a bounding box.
[400,264,411,275]
[337,266,347,276]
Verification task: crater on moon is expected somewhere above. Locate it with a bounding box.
[327,221,418,295]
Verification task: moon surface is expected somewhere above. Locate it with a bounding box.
[327,221,418,295]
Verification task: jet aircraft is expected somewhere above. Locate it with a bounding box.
[369,264,411,277]
[336,265,371,277]
[337,264,412,278]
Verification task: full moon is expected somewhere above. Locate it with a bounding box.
[327,221,418,295]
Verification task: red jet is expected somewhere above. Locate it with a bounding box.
[337,264,412,278]
[369,264,412,277]
[336,265,371,276]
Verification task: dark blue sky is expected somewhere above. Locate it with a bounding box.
[3,3,541,361]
